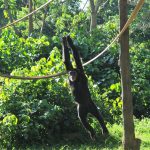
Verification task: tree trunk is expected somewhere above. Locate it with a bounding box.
[29,0,33,35]
[40,8,48,34]
[4,0,19,35]
[90,11,97,31]
[119,0,141,149]
[89,0,105,31]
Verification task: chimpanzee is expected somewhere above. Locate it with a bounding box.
[62,36,109,140]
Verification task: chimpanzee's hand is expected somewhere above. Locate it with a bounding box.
[67,35,74,47]
[62,36,68,47]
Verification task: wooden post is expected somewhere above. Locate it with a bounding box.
[119,0,141,149]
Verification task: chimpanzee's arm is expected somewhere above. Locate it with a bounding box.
[62,37,73,71]
[67,36,84,72]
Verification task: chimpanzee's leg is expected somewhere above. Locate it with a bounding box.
[89,102,109,135]
[77,104,95,140]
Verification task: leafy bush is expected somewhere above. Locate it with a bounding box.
[0,47,78,147]
[0,46,123,147]
[131,41,150,118]
[0,29,50,73]
[89,80,122,124]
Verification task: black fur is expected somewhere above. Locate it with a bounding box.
[62,36,108,140]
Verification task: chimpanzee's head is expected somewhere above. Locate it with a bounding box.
[68,70,78,81]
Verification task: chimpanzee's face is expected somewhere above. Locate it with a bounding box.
[68,70,77,81]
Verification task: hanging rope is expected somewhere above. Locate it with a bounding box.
[0,0,145,80]
[0,71,67,80]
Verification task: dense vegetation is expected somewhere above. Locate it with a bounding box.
[0,0,149,149]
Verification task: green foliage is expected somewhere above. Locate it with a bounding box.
[3,118,149,150]
[0,0,150,148]
[0,48,75,147]
[88,78,122,124]
[0,113,18,148]
[0,29,50,73]
[0,46,122,147]
[131,41,150,118]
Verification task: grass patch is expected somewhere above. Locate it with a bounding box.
[135,118,150,150]
[4,118,150,150]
